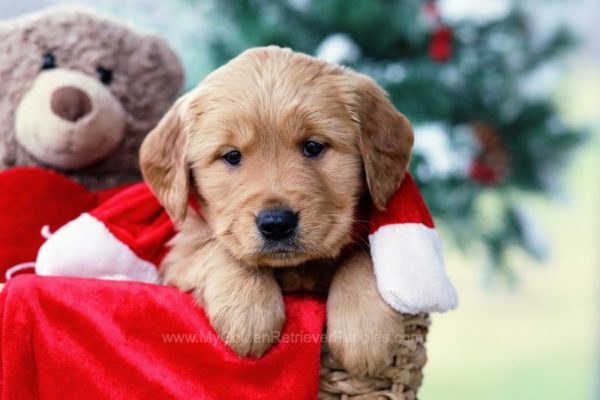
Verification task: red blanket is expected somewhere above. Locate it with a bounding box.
[0,167,126,281]
[0,168,326,399]
[0,166,455,398]
[0,275,325,399]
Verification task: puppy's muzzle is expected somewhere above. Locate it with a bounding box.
[257,207,298,241]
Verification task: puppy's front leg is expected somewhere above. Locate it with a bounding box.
[327,252,405,376]
[161,215,285,358]
[202,254,285,358]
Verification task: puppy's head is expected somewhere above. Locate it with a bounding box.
[141,47,413,267]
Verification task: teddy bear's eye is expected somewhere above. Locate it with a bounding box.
[97,66,113,85]
[41,53,56,70]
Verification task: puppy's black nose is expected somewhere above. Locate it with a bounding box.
[257,208,298,241]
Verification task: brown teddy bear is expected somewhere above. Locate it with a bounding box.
[0,6,184,188]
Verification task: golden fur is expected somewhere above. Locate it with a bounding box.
[140,46,413,376]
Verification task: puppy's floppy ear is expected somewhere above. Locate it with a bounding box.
[350,74,414,210]
[140,97,189,224]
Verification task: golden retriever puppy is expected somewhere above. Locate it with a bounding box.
[140,46,413,376]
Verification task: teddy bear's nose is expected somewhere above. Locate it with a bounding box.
[50,86,92,122]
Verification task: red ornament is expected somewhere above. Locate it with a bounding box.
[468,160,502,185]
[429,25,453,63]
[467,123,509,185]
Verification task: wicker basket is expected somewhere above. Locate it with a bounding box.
[318,314,430,400]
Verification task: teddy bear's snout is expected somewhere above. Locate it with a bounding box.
[14,68,126,170]
[50,86,92,122]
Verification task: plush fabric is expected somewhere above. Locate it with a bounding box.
[36,183,171,282]
[0,167,130,282]
[369,174,458,313]
[0,167,455,398]
[0,275,326,400]
[0,168,96,281]
[36,214,161,283]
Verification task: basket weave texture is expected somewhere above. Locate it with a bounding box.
[318,314,430,400]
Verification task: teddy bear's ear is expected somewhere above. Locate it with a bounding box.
[347,72,414,210]
[140,97,189,224]
[0,22,21,168]
[151,37,185,94]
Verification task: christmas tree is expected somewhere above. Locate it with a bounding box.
[199,0,582,273]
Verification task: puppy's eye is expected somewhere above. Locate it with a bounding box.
[222,150,242,166]
[97,66,113,85]
[41,52,56,70]
[303,141,326,158]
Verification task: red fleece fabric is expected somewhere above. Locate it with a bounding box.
[0,168,126,282]
[0,167,444,398]
[0,168,97,280]
[369,174,434,233]
[0,168,326,398]
[90,182,175,267]
[0,275,326,400]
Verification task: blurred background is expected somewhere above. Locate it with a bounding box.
[2,0,597,398]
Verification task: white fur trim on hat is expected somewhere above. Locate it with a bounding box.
[370,223,458,314]
[36,213,159,283]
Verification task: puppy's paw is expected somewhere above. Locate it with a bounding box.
[326,306,402,376]
[326,252,404,376]
[208,293,286,357]
[201,267,286,358]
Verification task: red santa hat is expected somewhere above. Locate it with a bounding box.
[35,174,458,314]
[35,184,172,284]
[369,174,458,313]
